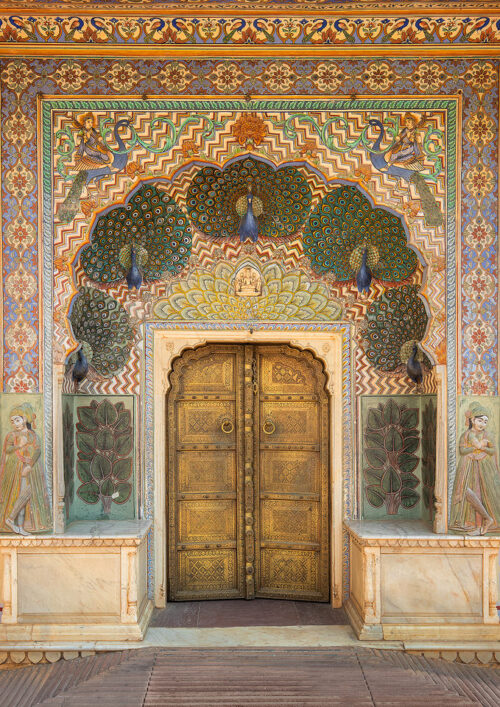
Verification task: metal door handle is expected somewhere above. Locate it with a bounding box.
[263,418,276,435]
[221,417,234,434]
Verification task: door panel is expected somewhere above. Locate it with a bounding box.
[260,450,319,496]
[177,400,236,446]
[167,344,329,602]
[260,401,319,446]
[168,346,244,600]
[255,346,329,601]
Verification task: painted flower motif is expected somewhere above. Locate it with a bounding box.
[465,111,495,147]
[4,161,36,199]
[464,62,497,91]
[4,216,36,251]
[4,111,35,147]
[198,18,223,41]
[463,321,495,352]
[5,320,37,352]
[463,215,495,249]
[232,113,268,146]
[37,17,62,41]
[310,62,345,93]
[276,18,301,42]
[1,60,35,92]
[158,62,194,91]
[463,376,494,396]
[208,62,246,93]
[54,60,90,91]
[5,369,36,394]
[463,269,495,302]
[362,61,396,92]
[463,164,495,200]
[107,61,141,93]
[262,62,296,92]
[412,62,446,92]
[4,267,37,302]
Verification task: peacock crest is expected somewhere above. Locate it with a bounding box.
[362,285,431,371]
[302,185,418,283]
[80,184,191,284]
[186,157,312,240]
[68,287,134,377]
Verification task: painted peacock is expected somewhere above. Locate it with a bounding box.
[363,284,431,379]
[186,157,312,241]
[80,184,191,286]
[67,287,134,381]
[302,185,418,289]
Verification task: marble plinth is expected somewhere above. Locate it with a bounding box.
[344,520,500,644]
[0,520,152,644]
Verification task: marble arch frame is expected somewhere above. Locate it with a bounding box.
[145,323,351,608]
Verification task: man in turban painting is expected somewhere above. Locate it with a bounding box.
[0,402,51,536]
[450,402,500,535]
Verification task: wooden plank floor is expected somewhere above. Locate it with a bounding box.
[0,647,498,706]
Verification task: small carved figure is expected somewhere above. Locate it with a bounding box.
[235,265,262,297]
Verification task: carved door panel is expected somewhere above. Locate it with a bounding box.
[254,346,330,601]
[168,346,245,600]
[167,344,329,602]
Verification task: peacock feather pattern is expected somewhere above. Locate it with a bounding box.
[186,157,312,240]
[363,285,430,371]
[80,184,191,284]
[302,185,418,282]
[153,261,342,322]
[69,287,134,377]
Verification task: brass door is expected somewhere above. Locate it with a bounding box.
[167,344,329,601]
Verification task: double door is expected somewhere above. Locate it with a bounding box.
[167,344,330,601]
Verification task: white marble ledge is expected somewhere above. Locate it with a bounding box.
[345,519,500,548]
[0,519,151,547]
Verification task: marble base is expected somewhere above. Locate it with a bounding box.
[0,520,152,643]
[345,520,500,643]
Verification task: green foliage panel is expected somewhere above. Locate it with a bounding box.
[360,394,436,521]
[62,394,136,523]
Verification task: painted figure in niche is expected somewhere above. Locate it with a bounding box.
[450,403,500,535]
[235,265,262,296]
[0,403,51,535]
[367,113,444,227]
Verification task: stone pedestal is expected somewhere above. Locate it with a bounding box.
[0,520,152,644]
[344,520,500,643]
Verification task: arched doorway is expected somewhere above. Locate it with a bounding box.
[167,344,330,602]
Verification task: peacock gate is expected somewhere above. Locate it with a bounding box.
[0,0,499,655]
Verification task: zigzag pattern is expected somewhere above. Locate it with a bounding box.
[354,342,437,396]
[52,108,448,395]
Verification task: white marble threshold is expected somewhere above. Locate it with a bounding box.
[0,625,400,652]
[2,625,499,653]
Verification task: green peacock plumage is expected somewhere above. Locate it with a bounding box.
[186,157,312,239]
[363,285,430,371]
[69,287,134,377]
[80,184,191,284]
[302,185,418,281]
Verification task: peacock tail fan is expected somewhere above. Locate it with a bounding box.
[69,287,134,377]
[80,184,191,284]
[302,185,418,282]
[410,174,444,228]
[186,157,312,240]
[363,284,430,371]
[57,171,88,225]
